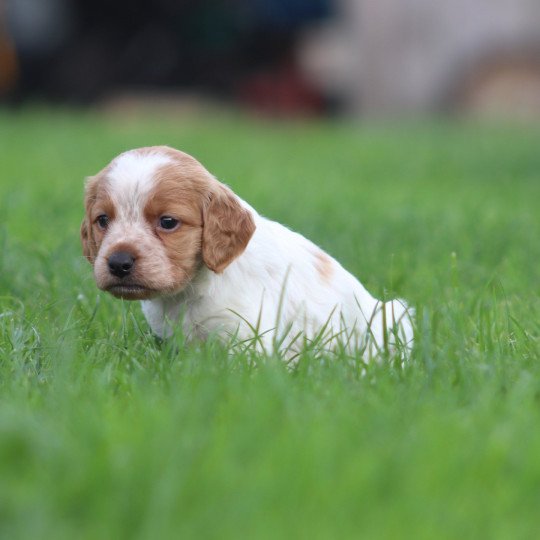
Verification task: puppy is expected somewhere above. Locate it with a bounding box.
[81,146,413,357]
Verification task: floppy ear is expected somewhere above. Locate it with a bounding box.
[202,184,256,273]
[80,218,96,263]
[81,175,99,264]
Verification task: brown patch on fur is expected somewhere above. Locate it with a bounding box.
[143,156,209,289]
[146,147,255,275]
[147,153,208,228]
[312,249,334,284]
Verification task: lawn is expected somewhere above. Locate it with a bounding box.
[1,109,540,539]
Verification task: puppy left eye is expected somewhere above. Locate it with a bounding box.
[96,214,109,229]
[159,216,180,231]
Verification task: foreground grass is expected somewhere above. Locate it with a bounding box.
[1,109,540,539]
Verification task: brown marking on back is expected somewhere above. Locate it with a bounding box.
[312,248,334,284]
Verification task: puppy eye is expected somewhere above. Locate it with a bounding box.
[96,214,109,229]
[159,216,180,231]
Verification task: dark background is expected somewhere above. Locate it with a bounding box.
[1,0,332,115]
[2,0,540,119]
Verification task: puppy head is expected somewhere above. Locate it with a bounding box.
[81,146,255,300]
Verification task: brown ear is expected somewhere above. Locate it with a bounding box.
[81,175,100,264]
[202,184,256,273]
[80,218,97,263]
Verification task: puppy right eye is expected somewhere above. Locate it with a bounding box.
[96,214,109,229]
[158,216,180,231]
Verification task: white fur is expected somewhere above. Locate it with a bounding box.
[142,208,413,359]
[105,150,414,359]
[107,151,172,221]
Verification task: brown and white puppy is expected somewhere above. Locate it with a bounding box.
[82,146,413,356]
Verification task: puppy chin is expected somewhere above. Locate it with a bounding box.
[95,273,159,301]
[104,283,159,301]
[97,276,191,301]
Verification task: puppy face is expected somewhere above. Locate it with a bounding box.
[81,146,255,300]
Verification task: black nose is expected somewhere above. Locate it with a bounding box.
[108,251,135,278]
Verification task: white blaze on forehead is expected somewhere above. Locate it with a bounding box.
[106,151,172,220]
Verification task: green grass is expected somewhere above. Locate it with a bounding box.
[1,108,540,539]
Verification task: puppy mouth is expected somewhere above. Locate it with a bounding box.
[106,283,157,300]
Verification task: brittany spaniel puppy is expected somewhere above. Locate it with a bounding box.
[81,146,413,358]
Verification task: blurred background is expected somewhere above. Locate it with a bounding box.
[1,0,540,120]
